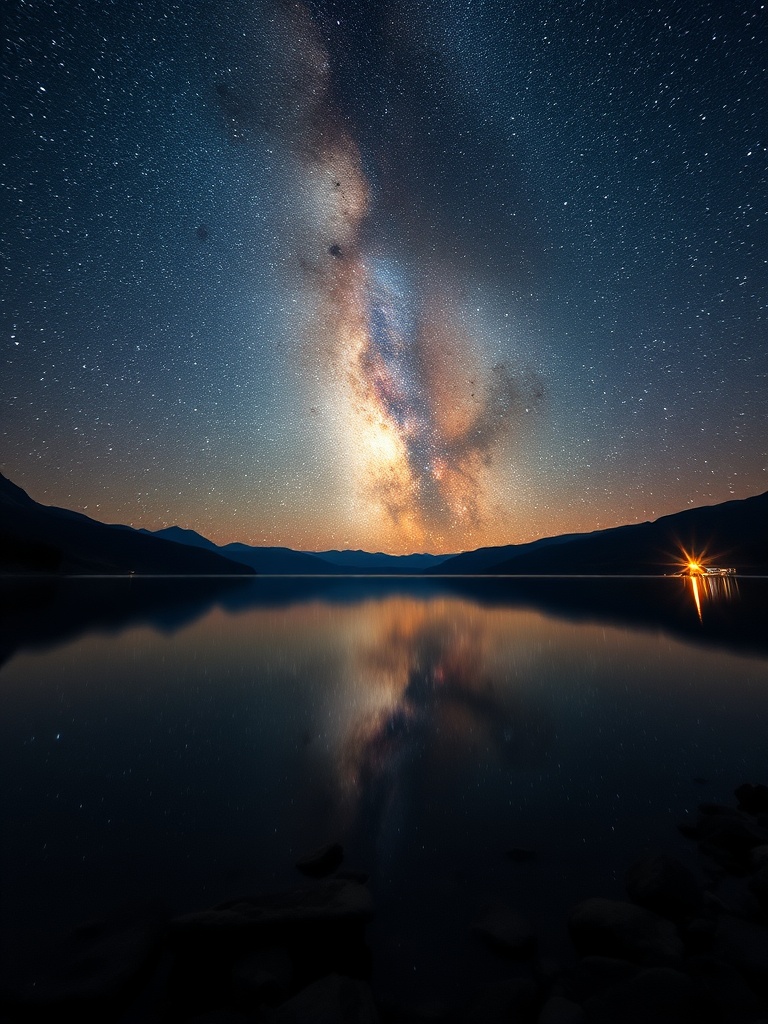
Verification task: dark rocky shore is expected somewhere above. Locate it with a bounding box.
[2,788,768,1023]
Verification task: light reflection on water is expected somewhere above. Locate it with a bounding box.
[1,580,767,1003]
[685,572,739,621]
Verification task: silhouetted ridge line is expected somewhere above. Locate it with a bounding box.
[432,490,768,576]
[2,471,766,575]
[0,473,254,575]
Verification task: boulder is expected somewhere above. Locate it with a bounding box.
[538,995,586,1024]
[699,802,742,816]
[465,978,538,1024]
[625,852,702,918]
[551,956,639,1003]
[685,955,766,1024]
[697,810,768,871]
[712,915,768,984]
[169,880,373,1000]
[471,907,536,957]
[735,783,768,815]
[0,913,162,1012]
[535,957,563,988]
[681,917,716,953]
[706,873,761,918]
[231,946,293,1004]
[269,974,378,1023]
[295,843,344,879]
[677,817,699,840]
[185,1013,255,1024]
[568,899,684,964]
[749,865,768,912]
[583,967,712,1024]
[171,880,373,944]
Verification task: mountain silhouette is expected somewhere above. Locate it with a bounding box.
[432,492,768,575]
[143,531,452,573]
[0,474,254,575]
[309,549,452,570]
[2,470,766,575]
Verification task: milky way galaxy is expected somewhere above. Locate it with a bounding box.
[244,1,544,550]
[2,0,766,551]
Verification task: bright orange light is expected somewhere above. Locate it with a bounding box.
[676,544,709,576]
[690,576,703,621]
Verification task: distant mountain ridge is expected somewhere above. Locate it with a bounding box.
[431,491,768,575]
[145,528,453,574]
[310,549,452,570]
[147,491,768,575]
[0,474,254,575]
[2,470,767,575]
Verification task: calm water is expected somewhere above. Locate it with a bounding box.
[1,575,767,1007]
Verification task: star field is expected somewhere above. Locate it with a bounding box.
[2,0,766,552]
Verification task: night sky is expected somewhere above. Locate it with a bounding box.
[2,0,766,553]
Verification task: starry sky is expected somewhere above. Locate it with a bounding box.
[2,0,766,553]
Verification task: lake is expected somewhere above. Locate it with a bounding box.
[1,575,766,1014]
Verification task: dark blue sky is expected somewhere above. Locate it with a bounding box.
[2,0,766,551]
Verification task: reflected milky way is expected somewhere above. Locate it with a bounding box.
[334,598,551,832]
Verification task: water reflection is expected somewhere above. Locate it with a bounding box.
[1,581,767,1008]
[2,574,767,672]
[685,572,739,622]
[335,599,551,842]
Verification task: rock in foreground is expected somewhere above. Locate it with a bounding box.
[624,852,702,919]
[471,906,536,957]
[171,879,373,942]
[568,899,684,964]
[269,973,379,1023]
